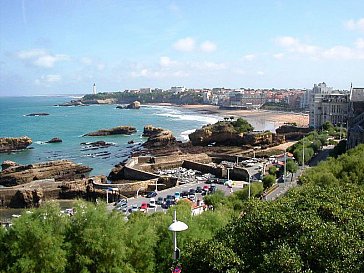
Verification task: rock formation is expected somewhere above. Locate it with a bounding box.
[143,128,176,148]
[46,137,62,143]
[26,113,49,116]
[1,160,19,171]
[0,136,32,153]
[0,160,92,187]
[188,121,277,147]
[142,125,165,137]
[276,125,312,140]
[126,101,141,109]
[83,126,137,136]
[80,140,114,148]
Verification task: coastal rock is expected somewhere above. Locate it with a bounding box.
[46,137,62,143]
[276,125,312,140]
[82,98,117,105]
[0,160,92,187]
[80,140,114,148]
[142,125,164,137]
[107,164,125,181]
[56,100,85,106]
[1,160,19,171]
[126,101,141,109]
[26,113,49,116]
[0,136,32,153]
[143,129,176,148]
[83,126,137,136]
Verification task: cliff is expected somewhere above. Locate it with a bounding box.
[0,136,32,153]
[276,125,312,140]
[84,126,137,136]
[0,160,92,187]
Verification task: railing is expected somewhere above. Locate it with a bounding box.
[352,111,364,126]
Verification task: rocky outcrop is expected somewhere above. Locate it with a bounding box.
[1,160,19,171]
[142,125,164,137]
[80,140,114,148]
[0,136,32,153]
[0,160,92,187]
[126,101,141,109]
[189,122,240,146]
[56,100,86,106]
[26,113,49,116]
[143,128,176,148]
[189,122,277,147]
[82,99,117,105]
[46,137,62,143]
[10,189,44,208]
[83,126,137,136]
[276,125,312,140]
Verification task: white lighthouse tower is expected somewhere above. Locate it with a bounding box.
[92,83,97,95]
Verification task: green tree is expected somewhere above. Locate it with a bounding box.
[0,202,68,273]
[286,158,298,181]
[268,166,277,176]
[262,175,276,189]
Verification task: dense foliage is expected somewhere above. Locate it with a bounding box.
[1,145,363,273]
[182,144,364,272]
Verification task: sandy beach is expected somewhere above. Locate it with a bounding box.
[179,104,309,127]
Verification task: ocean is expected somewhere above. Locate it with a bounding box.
[0,96,221,176]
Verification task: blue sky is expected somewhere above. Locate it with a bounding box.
[1,0,364,96]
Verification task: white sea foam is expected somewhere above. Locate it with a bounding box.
[156,112,219,124]
[34,141,46,145]
[180,129,196,141]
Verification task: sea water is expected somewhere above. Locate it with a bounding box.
[0,96,220,176]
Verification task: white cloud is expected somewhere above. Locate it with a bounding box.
[191,61,227,70]
[160,56,176,67]
[355,38,364,49]
[173,37,195,52]
[35,74,62,85]
[273,53,284,59]
[243,54,255,61]
[345,18,364,31]
[17,49,69,68]
[257,71,265,76]
[200,41,217,53]
[275,35,364,60]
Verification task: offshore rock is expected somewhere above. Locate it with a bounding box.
[0,160,92,187]
[0,136,32,153]
[46,137,62,143]
[83,126,137,136]
[80,140,114,148]
[142,125,164,137]
[143,129,176,148]
[126,101,141,109]
[26,113,49,116]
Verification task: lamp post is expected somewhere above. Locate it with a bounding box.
[168,210,188,260]
[136,187,145,198]
[284,148,287,187]
[248,174,251,199]
[227,167,233,181]
[302,140,305,170]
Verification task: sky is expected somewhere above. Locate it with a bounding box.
[1,0,364,96]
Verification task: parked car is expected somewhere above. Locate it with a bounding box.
[156,197,164,205]
[174,192,181,201]
[181,191,189,198]
[209,184,217,193]
[129,204,139,213]
[189,189,196,195]
[146,191,157,198]
[140,202,148,212]
[195,186,202,193]
[149,198,156,208]
[115,198,127,208]
[162,200,174,209]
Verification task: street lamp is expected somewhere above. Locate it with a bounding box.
[283,148,287,187]
[227,167,233,181]
[248,175,251,199]
[168,210,188,260]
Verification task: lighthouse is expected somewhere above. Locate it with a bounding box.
[93,83,97,95]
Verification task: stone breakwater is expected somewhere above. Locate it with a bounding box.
[0,136,32,153]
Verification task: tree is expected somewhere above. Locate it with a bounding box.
[262,175,276,189]
[268,166,277,176]
[286,158,298,181]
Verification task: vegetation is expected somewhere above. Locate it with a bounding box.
[1,144,364,273]
[82,90,204,105]
[231,117,254,133]
[262,174,276,189]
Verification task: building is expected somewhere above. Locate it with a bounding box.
[347,87,364,149]
[92,83,97,95]
[309,83,350,128]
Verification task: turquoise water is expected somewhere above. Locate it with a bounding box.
[0,96,220,176]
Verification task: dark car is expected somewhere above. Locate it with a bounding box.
[162,200,174,209]
[195,186,202,193]
[156,197,164,205]
[181,191,189,198]
[209,184,217,193]
[146,191,157,198]
[189,189,196,195]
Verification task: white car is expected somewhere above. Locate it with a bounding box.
[149,198,156,208]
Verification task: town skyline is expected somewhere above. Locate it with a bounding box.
[1,0,364,96]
